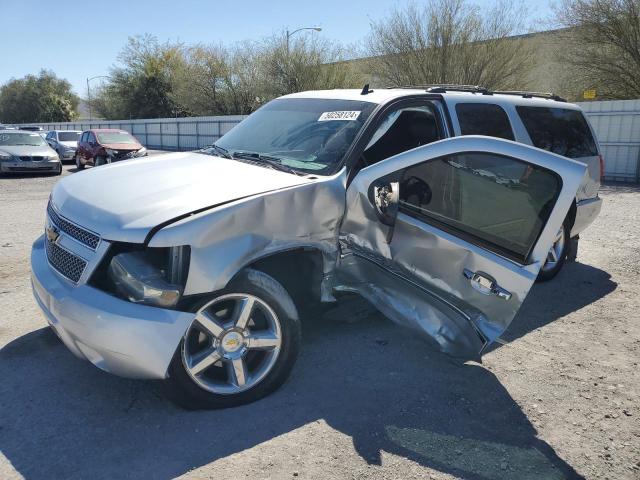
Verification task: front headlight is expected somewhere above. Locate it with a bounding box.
[106,246,190,308]
[105,148,116,157]
[47,154,59,161]
[135,147,147,157]
[0,151,13,161]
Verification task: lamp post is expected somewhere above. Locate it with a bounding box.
[86,75,109,121]
[286,26,322,55]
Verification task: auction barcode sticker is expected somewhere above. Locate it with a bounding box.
[318,111,361,121]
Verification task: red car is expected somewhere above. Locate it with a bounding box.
[75,129,147,169]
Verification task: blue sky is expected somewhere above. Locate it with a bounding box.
[3,0,554,97]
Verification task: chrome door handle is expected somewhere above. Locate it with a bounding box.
[463,269,512,300]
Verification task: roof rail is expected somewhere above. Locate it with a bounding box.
[391,84,492,95]
[388,84,566,102]
[492,90,567,102]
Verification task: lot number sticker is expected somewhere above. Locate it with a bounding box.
[318,111,361,121]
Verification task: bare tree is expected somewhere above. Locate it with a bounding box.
[555,0,640,99]
[365,0,532,89]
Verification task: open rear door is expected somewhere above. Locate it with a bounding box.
[334,136,587,360]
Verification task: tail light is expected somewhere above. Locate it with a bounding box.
[598,155,605,180]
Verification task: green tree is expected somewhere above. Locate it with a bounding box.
[0,70,79,123]
[94,35,185,119]
[260,32,362,97]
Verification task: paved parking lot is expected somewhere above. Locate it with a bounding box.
[1,160,639,479]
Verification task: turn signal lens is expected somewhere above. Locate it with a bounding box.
[599,155,605,180]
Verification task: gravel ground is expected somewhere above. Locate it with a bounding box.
[0,162,638,480]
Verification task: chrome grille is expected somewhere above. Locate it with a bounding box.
[45,237,87,283]
[47,202,100,250]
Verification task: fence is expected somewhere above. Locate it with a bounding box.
[19,115,247,151]
[14,99,640,182]
[578,99,640,182]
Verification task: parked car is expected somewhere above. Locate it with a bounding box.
[20,126,45,131]
[0,129,62,175]
[75,129,147,169]
[46,130,82,162]
[32,86,599,409]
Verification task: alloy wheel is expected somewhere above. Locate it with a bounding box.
[541,226,565,272]
[181,293,282,395]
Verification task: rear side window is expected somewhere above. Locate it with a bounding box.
[456,103,515,140]
[399,152,561,262]
[516,106,597,158]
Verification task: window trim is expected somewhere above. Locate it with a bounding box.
[455,102,515,141]
[397,151,563,265]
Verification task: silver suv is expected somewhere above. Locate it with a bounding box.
[31,86,599,408]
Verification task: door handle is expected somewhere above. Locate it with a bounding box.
[463,269,512,300]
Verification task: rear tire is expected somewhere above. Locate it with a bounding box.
[166,269,301,409]
[536,223,569,282]
[94,155,109,167]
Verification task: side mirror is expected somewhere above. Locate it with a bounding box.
[373,181,400,244]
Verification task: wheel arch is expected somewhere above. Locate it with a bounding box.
[232,247,327,309]
[566,198,578,233]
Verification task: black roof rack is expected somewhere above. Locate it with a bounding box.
[492,90,566,102]
[388,84,566,102]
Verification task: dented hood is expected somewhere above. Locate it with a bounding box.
[51,151,311,243]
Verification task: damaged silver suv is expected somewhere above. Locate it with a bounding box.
[31,86,599,408]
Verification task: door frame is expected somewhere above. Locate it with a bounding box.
[344,94,452,186]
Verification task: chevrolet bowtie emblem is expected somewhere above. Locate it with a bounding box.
[46,225,60,243]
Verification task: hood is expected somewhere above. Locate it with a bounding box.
[59,141,78,149]
[0,145,56,157]
[51,152,312,243]
[101,142,142,151]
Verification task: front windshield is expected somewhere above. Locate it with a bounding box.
[59,131,81,142]
[0,132,47,146]
[96,131,137,144]
[212,98,376,175]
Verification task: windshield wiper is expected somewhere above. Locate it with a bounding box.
[199,144,233,159]
[231,151,304,176]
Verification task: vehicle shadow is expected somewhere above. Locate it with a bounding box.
[0,172,60,179]
[1,305,587,479]
[494,261,617,348]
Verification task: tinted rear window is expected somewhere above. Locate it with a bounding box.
[516,106,597,158]
[456,103,515,140]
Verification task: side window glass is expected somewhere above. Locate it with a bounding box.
[88,133,96,143]
[456,103,515,140]
[363,104,441,166]
[399,152,560,262]
[516,106,597,158]
[80,132,86,143]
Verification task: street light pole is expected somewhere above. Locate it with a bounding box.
[86,75,109,121]
[286,26,322,55]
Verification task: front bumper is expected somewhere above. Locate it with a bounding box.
[30,235,193,379]
[1,160,60,173]
[571,196,603,237]
[60,150,76,160]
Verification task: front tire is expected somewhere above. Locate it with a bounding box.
[537,223,569,282]
[75,154,85,170]
[166,269,301,409]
